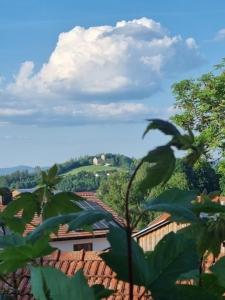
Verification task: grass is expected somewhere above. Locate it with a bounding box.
[63,165,123,176]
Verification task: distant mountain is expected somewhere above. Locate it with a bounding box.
[0,165,35,176]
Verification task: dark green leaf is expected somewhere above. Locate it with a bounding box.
[0,215,26,234]
[28,210,112,242]
[42,192,83,219]
[170,134,194,150]
[201,273,225,297]
[0,233,25,248]
[91,284,113,299]
[48,164,58,180]
[68,210,112,231]
[101,226,150,287]
[139,146,176,193]
[30,267,47,300]
[144,189,198,222]
[157,285,218,300]
[177,269,199,282]
[143,119,180,138]
[31,267,95,300]
[0,237,54,274]
[147,232,199,295]
[2,192,40,224]
[210,256,225,288]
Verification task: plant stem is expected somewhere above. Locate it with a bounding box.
[125,160,144,299]
[199,255,204,286]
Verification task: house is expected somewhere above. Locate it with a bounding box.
[133,213,186,252]
[0,250,150,299]
[93,154,106,166]
[93,157,99,165]
[2,191,125,252]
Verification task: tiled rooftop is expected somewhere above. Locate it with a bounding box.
[0,250,151,300]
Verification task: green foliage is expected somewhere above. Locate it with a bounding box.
[31,267,113,300]
[28,210,113,242]
[183,160,220,193]
[140,146,176,193]
[0,168,84,233]
[142,118,180,138]
[97,171,155,228]
[144,189,198,223]
[31,268,97,300]
[0,236,54,274]
[58,171,102,192]
[171,62,225,155]
[210,257,225,288]
[101,226,151,287]
[146,232,198,298]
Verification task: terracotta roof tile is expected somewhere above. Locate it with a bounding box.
[0,251,151,299]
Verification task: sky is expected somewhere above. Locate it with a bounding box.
[0,0,225,167]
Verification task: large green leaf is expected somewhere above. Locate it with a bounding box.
[28,210,113,242]
[42,192,83,219]
[30,267,48,300]
[144,189,198,222]
[2,192,40,225]
[0,215,26,234]
[201,273,225,298]
[48,164,58,180]
[0,233,25,248]
[40,164,61,187]
[147,232,199,296]
[91,284,113,299]
[139,146,176,193]
[101,226,151,287]
[210,256,225,288]
[0,237,54,274]
[31,267,96,300]
[156,285,218,300]
[143,119,181,138]
[170,133,194,150]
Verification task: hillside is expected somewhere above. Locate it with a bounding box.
[0,153,135,191]
[63,165,124,176]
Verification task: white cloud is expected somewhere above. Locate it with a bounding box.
[214,28,225,41]
[0,17,203,125]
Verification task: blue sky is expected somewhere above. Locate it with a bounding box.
[0,0,225,167]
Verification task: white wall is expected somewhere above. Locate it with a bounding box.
[50,237,109,252]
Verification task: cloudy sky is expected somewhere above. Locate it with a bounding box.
[0,0,225,167]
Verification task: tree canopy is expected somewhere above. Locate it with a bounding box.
[172,60,225,157]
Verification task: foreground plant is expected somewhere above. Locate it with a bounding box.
[0,119,225,299]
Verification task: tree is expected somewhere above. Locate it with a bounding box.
[216,159,225,194]
[183,159,220,193]
[172,60,225,157]
[97,172,152,228]
[98,164,190,229]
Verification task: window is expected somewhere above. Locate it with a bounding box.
[73,242,93,251]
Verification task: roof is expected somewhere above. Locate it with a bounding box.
[2,191,125,241]
[0,250,151,300]
[133,213,170,239]
[76,192,126,227]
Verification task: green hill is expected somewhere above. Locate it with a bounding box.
[63,165,124,176]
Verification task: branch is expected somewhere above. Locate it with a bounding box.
[125,159,144,300]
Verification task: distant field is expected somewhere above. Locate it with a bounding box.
[63,165,124,176]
